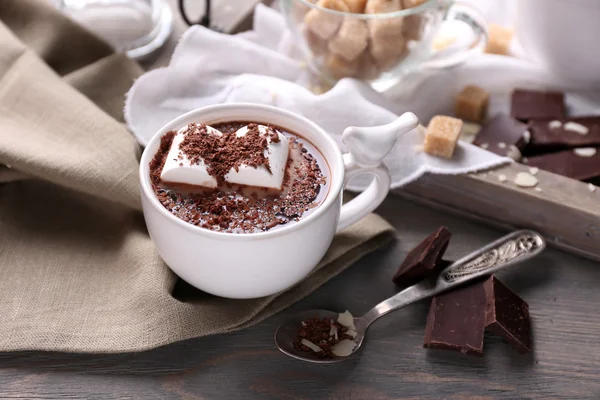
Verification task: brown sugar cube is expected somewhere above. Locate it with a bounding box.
[402,0,427,7]
[455,85,490,122]
[328,17,369,61]
[304,28,329,55]
[304,0,350,40]
[366,0,404,39]
[369,36,407,71]
[485,24,514,55]
[342,0,368,13]
[356,50,381,80]
[324,53,360,78]
[403,14,423,40]
[424,116,463,158]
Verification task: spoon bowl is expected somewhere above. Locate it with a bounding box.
[274,309,366,364]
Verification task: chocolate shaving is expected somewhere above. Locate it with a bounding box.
[178,123,273,185]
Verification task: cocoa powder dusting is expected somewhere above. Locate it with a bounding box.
[150,121,328,234]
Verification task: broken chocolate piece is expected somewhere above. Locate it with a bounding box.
[424,275,532,356]
[423,281,487,356]
[473,115,529,158]
[392,227,452,286]
[526,147,600,182]
[483,276,532,354]
[527,117,600,154]
[511,89,566,122]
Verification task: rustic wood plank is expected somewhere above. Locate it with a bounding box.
[396,162,600,263]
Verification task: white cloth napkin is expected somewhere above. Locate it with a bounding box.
[124,2,574,190]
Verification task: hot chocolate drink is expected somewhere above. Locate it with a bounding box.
[149,121,329,234]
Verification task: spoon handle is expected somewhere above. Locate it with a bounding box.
[360,230,545,327]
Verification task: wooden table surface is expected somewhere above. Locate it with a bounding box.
[2,1,600,399]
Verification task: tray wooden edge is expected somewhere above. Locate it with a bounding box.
[393,162,600,262]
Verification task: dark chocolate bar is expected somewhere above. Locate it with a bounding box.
[527,117,600,154]
[484,276,532,354]
[511,89,566,121]
[473,115,529,159]
[423,281,486,356]
[392,227,452,287]
[526,147,600,181]
[424,276,532,356]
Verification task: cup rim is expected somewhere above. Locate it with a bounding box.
[295,0,439,18]
[139,103,345,241]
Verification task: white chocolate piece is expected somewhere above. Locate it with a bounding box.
[574,147,597,157]
[337,310,356,330]
[301,339,323,353]
[161,125,223,188]
[332,339,356,357]
[588,183,596,193]
[304,0,349,40]
[328,17,369,61]
[514,172,538,188]
[529,167,539,175]
[498,174,507,183]
[498,142,507,149]
[224,125,289,190]
[506,144,522,161]
[548,120,562,129]
[459,122,481,144]
[535,187,543,192]
[564,121,589,135]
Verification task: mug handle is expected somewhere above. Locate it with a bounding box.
[336,112,419,232]
[420,2,489,69]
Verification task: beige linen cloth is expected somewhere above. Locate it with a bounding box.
[0,0,394,352]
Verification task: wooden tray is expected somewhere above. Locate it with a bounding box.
[394,162,600,262]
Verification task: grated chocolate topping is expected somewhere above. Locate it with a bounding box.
[178,123,276,185]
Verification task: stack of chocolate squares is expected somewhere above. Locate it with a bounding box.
[393,227,532,356]
[457,86,600,184]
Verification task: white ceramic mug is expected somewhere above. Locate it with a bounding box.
[516,0,600,86]
[139,104,418,299]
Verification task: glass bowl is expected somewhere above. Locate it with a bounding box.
[280,0,487,91]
